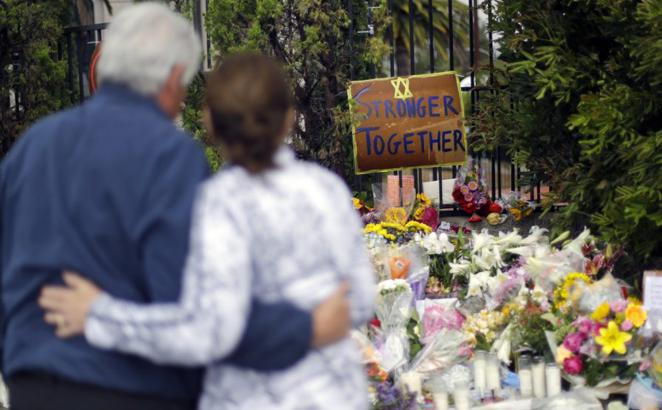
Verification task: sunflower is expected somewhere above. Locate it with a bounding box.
[384,207,408,225]
[416,193,432,207]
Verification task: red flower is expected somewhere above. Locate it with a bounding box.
[488,202,502,214]
[370,318,381,328]
[563,355,583,375]
[468,214,482,223]
[463,202,477,214]
[419,207,440,230]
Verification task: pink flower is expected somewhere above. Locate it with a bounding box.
[574,316,593,335]
[563,355,583,375]
[468,181,479,191]
[620,320,633,331]
[563,332,585,353]
[611,299,627,313]
[460,185,470,195]
[639,359,651,372]
[464,193,474,202]
[422,305,464,343]
[419,207,440,230]
[458,344,473,357]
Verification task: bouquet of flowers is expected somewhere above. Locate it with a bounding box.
[375,280,415,371]
[550,275,650,386]
[452,161,495,220]
[412,193,440,231]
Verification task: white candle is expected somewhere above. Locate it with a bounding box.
[453,383,471,410]
[486,353,501,395]
[432,392,449,410]
[473,350,487,396]
[400,371,422,398]
[545,363,561,397]
[518,368,533,398]
[532,357,546,399]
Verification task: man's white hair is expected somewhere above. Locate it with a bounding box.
[97,2,201,96]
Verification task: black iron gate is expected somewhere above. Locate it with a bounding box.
[62,1,544,211]
[347,0,544,212]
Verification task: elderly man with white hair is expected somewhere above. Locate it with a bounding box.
[0,4,351,410]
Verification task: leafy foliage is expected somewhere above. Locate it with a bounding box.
[472,0,662,278]
[0,0,72,156]
[205,0,390,180]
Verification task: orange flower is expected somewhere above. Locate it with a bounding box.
[625,304,647,328]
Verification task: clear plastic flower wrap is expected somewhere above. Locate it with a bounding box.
[371,181,416,218]
[576,273,624,313]
[407,329,471,374]
[420,304,465,344]
[375,279,414,372]
[381,244,430,299]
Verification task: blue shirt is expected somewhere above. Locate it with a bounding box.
[0,84,311,399]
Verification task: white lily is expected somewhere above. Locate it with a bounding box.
[467,271,491,297]
[450,259,473,276]
[420,232,454,255]
[471,229,493,253]
[519,226,549,245]
[563,228,592,256]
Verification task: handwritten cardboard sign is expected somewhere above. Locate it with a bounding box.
[348,72,468,174]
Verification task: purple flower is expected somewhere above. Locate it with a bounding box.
[574,316,593,335]
[375,382,418,410]
[563,332,585,353]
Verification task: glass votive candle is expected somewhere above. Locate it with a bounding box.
[486,352,501,396]
[545,363,562,397]
[517,355,533,398]
[453,380,471,410]
[399,371,422,399]
[532,356,546,399]
[473,350,487,397]
[426,376,449,410]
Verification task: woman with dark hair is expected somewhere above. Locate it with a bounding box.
[38,53,375,409]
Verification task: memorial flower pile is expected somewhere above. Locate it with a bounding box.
[352,190,655,406]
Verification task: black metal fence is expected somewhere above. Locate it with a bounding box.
[63,23,108,104]
[348,0,544,213]
[62,1,545,212]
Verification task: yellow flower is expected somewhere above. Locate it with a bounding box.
[556,346,573,365]
[591,302,611,321]
[364,223,380,234]
[416,193,432,207]
[553,272,592,311]
[414,206,425,220]
[404,220,432,234]
[353,198,362,209]
[381,222,406,231]
[384,207,408,225]
[595,321,632,356]
[625,304,647,328]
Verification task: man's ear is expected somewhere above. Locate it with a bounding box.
[165,65,186,94]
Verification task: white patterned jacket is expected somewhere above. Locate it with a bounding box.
[85,147,376,410]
